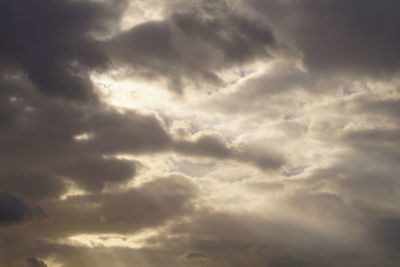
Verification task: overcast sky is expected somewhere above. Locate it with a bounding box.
[1,0,400,266]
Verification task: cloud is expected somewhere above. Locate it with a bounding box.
[0,75,176,196]
[26,258,47,267]
[1,0,400,266]
[249,0,400,78]
[37,175,198,237]
[0,192,45,225]
[177,250,210,266]
[106,0,275,92]
[173,131,286,171]
[159,209,383,267]
[0,0,127,101]
[56,157,137,192]
[0,172,66,200]
[174,133,232,159]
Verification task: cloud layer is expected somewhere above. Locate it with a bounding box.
[1,0,400,266]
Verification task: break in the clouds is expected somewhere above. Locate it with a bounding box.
[1,0,400,266]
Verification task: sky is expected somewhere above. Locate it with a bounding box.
[1,0,400,266]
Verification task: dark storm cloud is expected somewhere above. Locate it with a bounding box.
[0,0,126,101]
[107,0,275,92]
[249,0,400,78]
[0,192,45,225]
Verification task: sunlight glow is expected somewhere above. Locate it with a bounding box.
[120,0,164,31]
[92,71,173,111]
[67,229,161,249]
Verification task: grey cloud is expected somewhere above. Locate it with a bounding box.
[1,0,400,266]
[0,0,126,101]
[299,118,400,211]
[203,62,344,117]
[57,157,136,192]
[170,0,274,65]
[294,114,400,265]
[234,141,286,171]
[0,193,45,225]
[84,110,173,154]
[162,209,385,267]
[246,181,285,193]
[39,175,198,237]
[0,176,198,265]
[174,134,232,159]
[0,74,282,205]
[343,128,400,144]
[173,132,285,171]
[107,0,275,92]
[0,172,66,200]
[341,128,400,167]
[308,151,400,210]
[26,258,47,267]
[5,242,189,267]
[286,191,352,220]
[0,78,172,196]
[359,98,400,119]
[2,201,395,267]
[370,217,400,252]
[177,250,210,263]
[249,0,400,78]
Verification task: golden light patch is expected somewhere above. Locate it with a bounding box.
[67,229,161,249]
